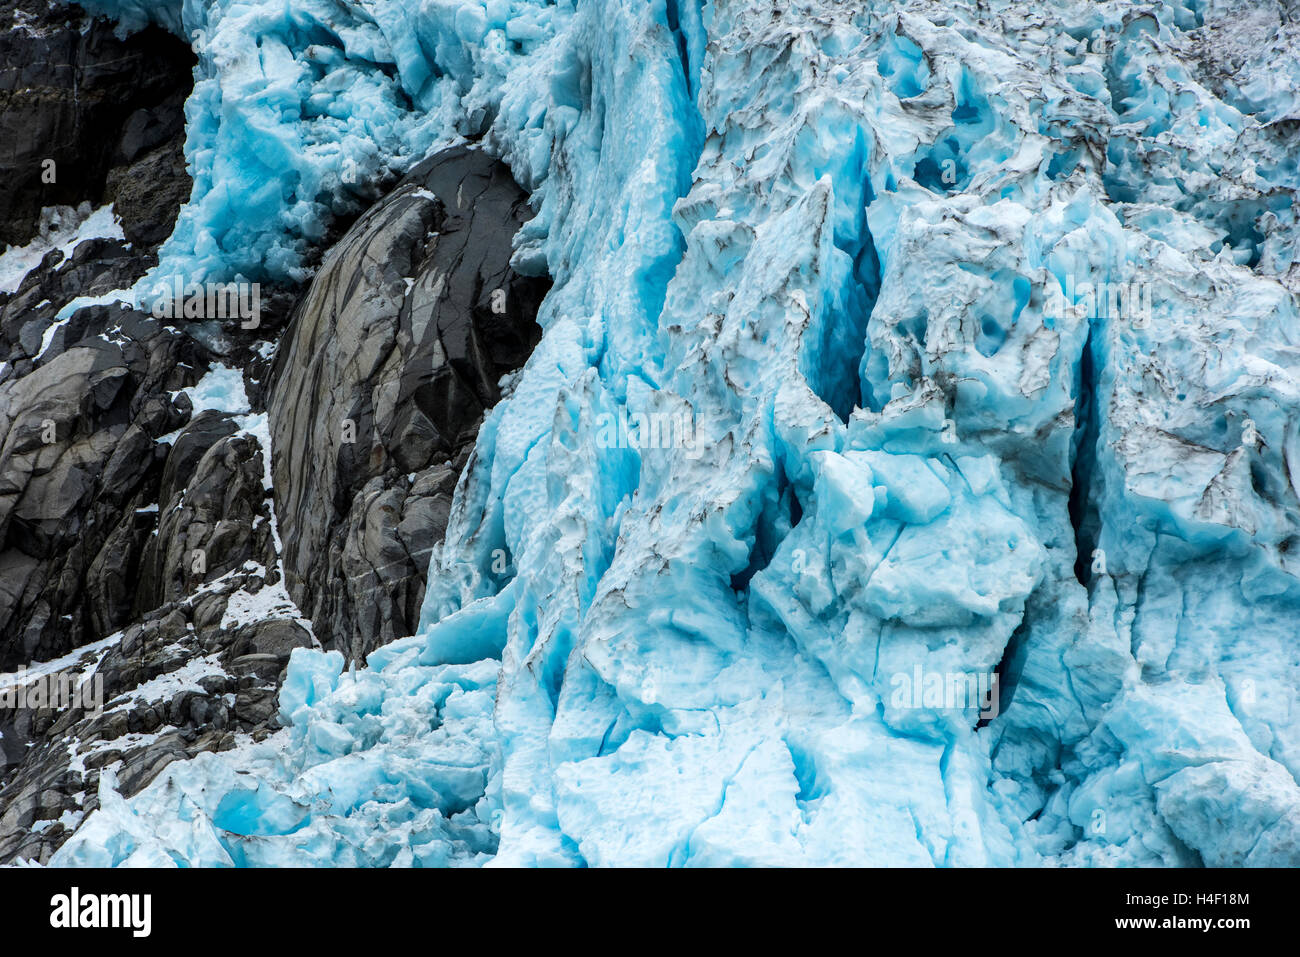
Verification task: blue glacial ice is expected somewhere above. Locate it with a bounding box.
[50,0,1300,866]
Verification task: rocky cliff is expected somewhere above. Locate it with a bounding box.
[0,4,546,862]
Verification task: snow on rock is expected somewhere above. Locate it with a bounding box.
[51,0,1300,867]
[0,633,122,697]
[0,204,126,296]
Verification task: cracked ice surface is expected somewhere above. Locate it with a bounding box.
[52,0,1300,866]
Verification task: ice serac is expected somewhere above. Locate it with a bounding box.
[51,0,1300,867]
[61,0,564,288]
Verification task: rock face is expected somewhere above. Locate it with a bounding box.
[269,146,549,661]
[0,254,300,668]
[0,0,310,862]
[0,137,548,861]
[0,0,194,248]
[0,320,319,864]
[0,0,201,666]
[0,312,196,669]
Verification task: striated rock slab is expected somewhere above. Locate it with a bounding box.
[269,146,549,661]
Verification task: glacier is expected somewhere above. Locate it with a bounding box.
[47,0,1300,866]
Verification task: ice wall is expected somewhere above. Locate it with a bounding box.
[67,0,569,287]
[52,0,1300,866]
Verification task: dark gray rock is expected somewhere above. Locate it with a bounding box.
[0,0,194,247]
[1,240,158,359]
[0,315,207,669]
[156,410,240,511]
[0,2,311,866]
[228,618,313,662]
[106,128,192,248]
[135,427,277,611]
[269,145,549,660]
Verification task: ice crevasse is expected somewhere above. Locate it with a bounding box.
[50,0,1300,866]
